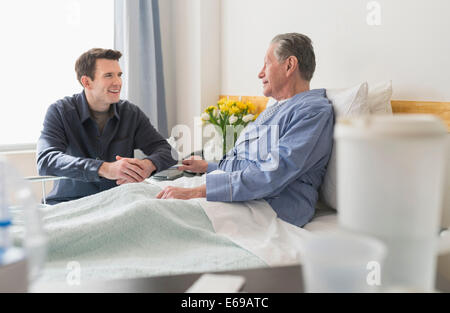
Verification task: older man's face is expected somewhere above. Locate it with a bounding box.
[258,44,286,99]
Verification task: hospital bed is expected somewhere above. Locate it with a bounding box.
[20,94,449,286]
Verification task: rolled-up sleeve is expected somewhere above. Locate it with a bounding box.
[37,104,104,181]
[205,109,334,202]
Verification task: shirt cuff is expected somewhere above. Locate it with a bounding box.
[87,159,104,181]
[145,156,162,174]
[206,162,218,173]
[206,172,232,202]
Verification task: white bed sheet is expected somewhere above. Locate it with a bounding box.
[23,173,340,287]
[147,173,339,267]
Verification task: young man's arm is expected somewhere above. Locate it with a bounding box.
[133,107,178,174]
[36,103,104,182]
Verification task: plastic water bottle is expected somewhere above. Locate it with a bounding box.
[0,157,47,291]
[0,171,26,291]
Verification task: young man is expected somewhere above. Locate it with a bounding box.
[37,48,177,204]
[156,33,334,228]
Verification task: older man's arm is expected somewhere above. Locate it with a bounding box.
[158,109,333,202]
[156,185,206,199]
[206,109,333,202]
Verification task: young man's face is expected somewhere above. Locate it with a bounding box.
[84,58,122,111]
[258,44,287,100]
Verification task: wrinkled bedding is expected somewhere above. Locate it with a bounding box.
[21,174,337,284]
[31,182,268,283]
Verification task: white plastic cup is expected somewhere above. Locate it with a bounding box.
[335,114,450,292]
[301,231,386,293]
[442,136,450,228]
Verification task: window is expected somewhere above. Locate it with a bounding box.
[0,0,114,147]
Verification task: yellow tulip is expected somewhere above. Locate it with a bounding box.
[246,102,253,111]
[237,101,247,110]
[219,104,229,114]
[230,106,240,115]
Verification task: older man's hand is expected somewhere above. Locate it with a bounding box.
[156,185,206,200]
[177,156,208,173]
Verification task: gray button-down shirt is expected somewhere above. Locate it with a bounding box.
[37,91,177,204]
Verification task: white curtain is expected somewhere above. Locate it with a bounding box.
[114,0,168,137]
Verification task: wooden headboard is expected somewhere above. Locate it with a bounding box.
[219,95,450,132]
[390,100,450,132]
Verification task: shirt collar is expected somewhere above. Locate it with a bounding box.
[292,88,326,102]
[78,91,120,123]
[111,101,120,120]
[270,89,324,107]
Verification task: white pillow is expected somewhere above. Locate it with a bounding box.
[368,81,393,114]
[319,82,370,210]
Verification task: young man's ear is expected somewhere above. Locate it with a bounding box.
[81,75,92,89]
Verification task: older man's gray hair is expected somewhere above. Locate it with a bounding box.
[271,33,316,82]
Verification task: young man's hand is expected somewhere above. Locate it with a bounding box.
[98,156,156,185]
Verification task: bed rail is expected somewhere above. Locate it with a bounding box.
[24,176,68,205]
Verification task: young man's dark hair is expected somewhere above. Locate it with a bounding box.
[75,48,123,86]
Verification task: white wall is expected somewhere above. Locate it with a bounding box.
[161,0,450,141]
[221,0,450,101]
[160,0,450,152]
[160,0,221,155]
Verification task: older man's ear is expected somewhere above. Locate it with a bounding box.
[286,56,299,76]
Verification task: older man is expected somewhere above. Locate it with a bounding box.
[37,48,177,204]
[157,33,334,227]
